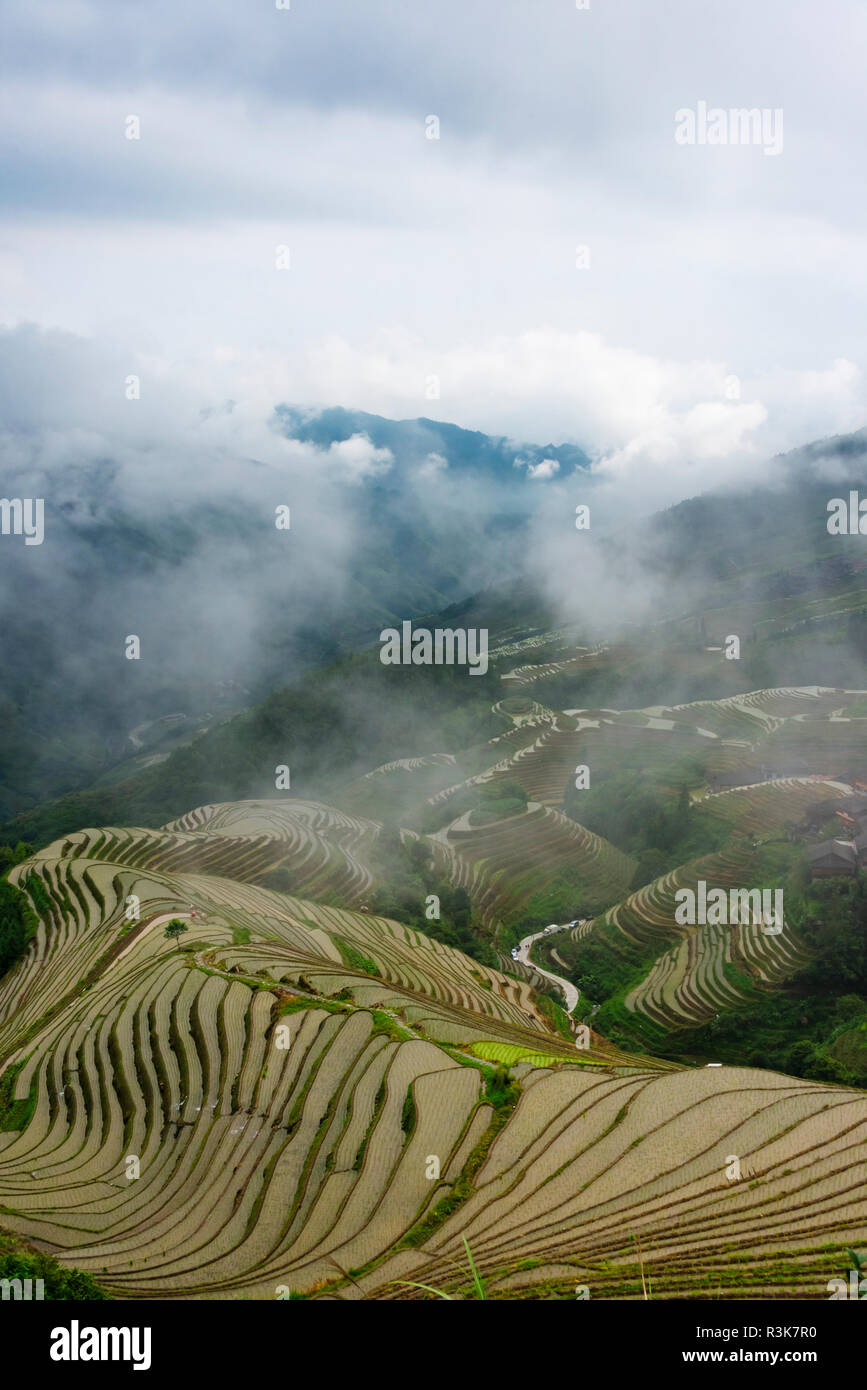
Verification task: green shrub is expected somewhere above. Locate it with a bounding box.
[0,878,39,979]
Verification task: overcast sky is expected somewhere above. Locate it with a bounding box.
[1,0,865,500]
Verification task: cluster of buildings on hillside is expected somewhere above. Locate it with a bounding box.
[708,769,867,880]
[805,793,867,878]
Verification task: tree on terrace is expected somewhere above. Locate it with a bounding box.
[164,918,189,951]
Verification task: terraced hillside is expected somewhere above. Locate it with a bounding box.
[163,800,382,904]
[558,837,817,1037]
[361,1066,867,1300]
[519,693,867,1038]
[595,845,761,952]
[4,682,867,1300]
[412,686,867,826]
[622,916,813,1030]
[2,803,864,1301]
[697,778,851,836]
[0,808,656,1300]
[429,803,635,927]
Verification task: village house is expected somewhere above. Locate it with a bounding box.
[806,839,858,878]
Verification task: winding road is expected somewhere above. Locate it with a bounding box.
[513,922,584,1014]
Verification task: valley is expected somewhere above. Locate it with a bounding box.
[4,426,867,1302]
[3,650,867,1298]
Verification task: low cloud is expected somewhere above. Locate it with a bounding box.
[524,458,560,480]
[296,328,864,510]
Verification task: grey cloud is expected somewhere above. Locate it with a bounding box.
[1,0,864,225]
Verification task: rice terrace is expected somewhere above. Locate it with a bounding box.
[2,0,866,1348]
[3,658,867,1303]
